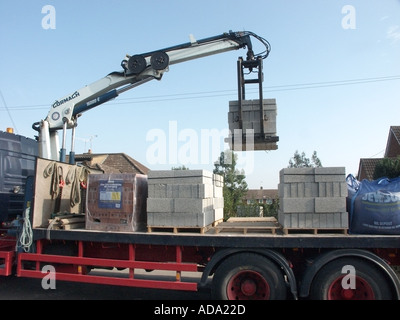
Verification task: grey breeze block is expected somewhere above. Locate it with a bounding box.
[278,167,349,229]
[147,169,224,228]
[228,99,277,135]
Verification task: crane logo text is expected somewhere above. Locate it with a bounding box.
[52,91,80,108]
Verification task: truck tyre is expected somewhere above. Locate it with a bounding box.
[309,257,393,300]
[211,253,287,300]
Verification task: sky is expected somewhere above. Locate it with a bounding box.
[1,0,400,189]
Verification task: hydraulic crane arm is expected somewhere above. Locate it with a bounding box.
[33,31,270,162]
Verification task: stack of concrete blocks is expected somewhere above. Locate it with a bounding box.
[278,167,348,230]
[147,170,224,229]
[227,99,278,151]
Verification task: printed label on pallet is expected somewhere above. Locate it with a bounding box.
[98,180,123,209]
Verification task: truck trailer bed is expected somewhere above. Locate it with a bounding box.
[32,225,400,249]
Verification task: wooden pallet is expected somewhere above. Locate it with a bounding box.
[215,217,281,234]
[48,214,86,230]
[282,227,348,235]
[147,219,222,234]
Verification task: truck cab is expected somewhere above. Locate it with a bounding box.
[0,130,38,224]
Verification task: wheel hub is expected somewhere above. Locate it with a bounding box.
[241,279,257,296]
[341,289,355,300]
[328,276,375,300]
[227,270,270,300]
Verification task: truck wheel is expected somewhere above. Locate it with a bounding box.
[211,253,287,300]
[309,258,393,300]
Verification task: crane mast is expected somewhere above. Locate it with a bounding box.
[32,31,270,163]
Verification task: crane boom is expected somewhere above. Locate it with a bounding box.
[33,31,270,162]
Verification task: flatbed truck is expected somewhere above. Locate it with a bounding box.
[1,31,400,300]
[2,195,400,300]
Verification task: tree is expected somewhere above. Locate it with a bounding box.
[214,150,248,220]
[373,156,400,180]
[288,150,322,168]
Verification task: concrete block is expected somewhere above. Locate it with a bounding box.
[312,214,321,228]
[214,208,224,221]
[148,170,176,179]
[200,184,215,198]
[318,214,328,228]
[279,182,319,198]
[333,212,341,227]
[147,198,174,213]
[314,197,346,213]
[283,212,296,228]
[280,167,315,176]
[278,183,286,198]
[314,168,346,183]
[213,174,224,186]
[298,213,306,228]
[315,174,346,183]
[279,169,316,183]
[148,184,170,198]
[174,198,213,213]
[278,211,291,227]
[178,184,213,198]
[318,182,348,198]
[340,182,349,197]
[303,182,319,197]
[228,111,240,124]
[280,181,348,199]
[263,120,277,134]
[214,186,223,198]
[147,211,154,226]
[341,212,349,228]
[148,169,214,185]
[229,99,277,112]
[314,167,346,175]
[280,197,314,213]
[280,174,315,183]
[149,176,213,185]
[174,169,213,178]
[148,212,173,227]
[150,184,215,199]
[326,213,334,227]
[172,212,193,227]
[228,100,277,135]
[213,197,224,209]
[171,211,214,227]
[279,211,349,229]
[241,121,253,131]
[305,214,314,228]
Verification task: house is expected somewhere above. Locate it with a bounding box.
[243,187,278,205]
[357,126,400,180]
[357,158,382,181]
[73,152,150,175]
[384,126,400,158]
